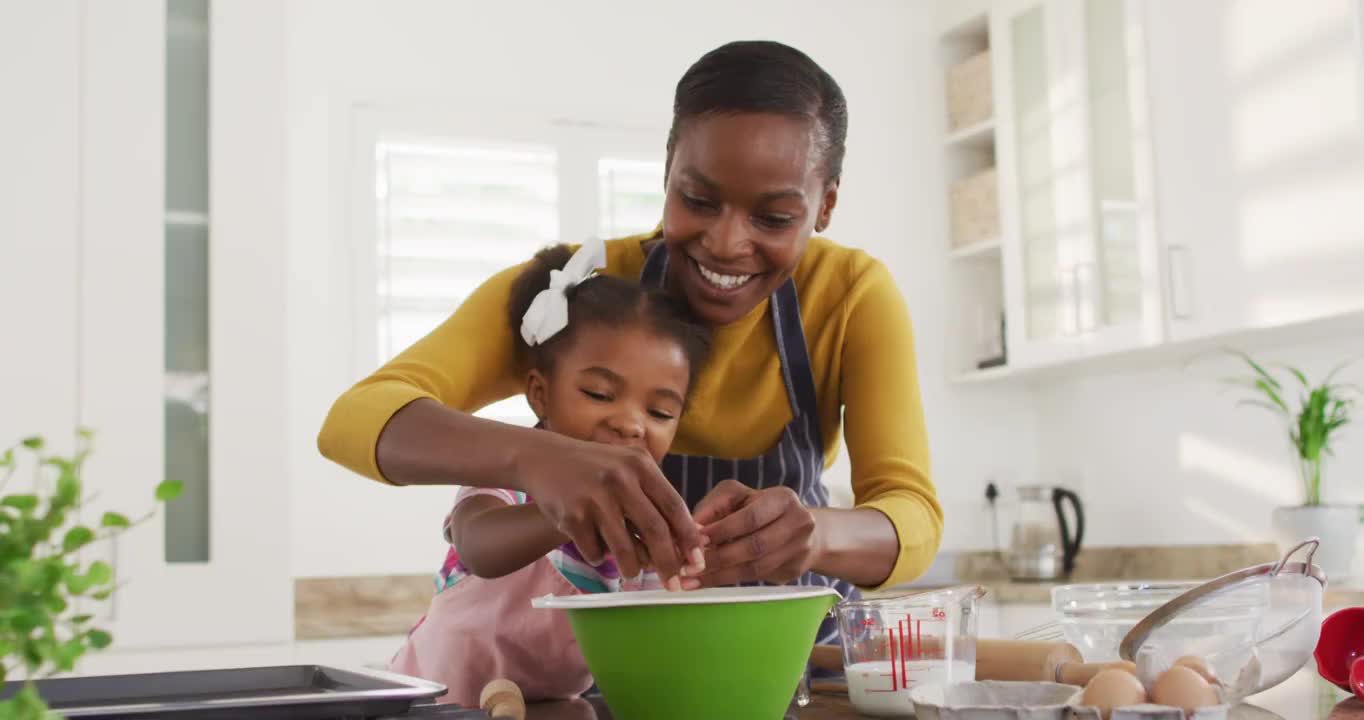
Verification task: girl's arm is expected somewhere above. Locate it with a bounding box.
[448,494,569,579]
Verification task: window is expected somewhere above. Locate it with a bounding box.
[370,128,666,425]
[598,156,666,239]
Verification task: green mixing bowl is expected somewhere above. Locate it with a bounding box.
[532,586,840,719]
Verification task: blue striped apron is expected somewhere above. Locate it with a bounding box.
[641,243,858,646]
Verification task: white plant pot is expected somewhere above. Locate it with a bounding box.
[1271,505,1359,579]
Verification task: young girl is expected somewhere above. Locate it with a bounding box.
[388,239,712,707]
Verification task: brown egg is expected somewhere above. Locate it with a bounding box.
[1172,655,1219,684]
[1150,665,1220,714]
[1109,660,1139,677]
[1081,668,1149,720]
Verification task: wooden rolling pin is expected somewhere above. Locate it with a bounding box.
[479,678,526,720]
[810,639,1136,686]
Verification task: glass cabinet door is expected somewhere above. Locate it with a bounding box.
[995,0,1162,367]
[1009,2,1073,344]
[1084,0,1147,334]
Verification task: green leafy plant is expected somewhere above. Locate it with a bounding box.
[0,430,182,719]
[1224,350,1359,506]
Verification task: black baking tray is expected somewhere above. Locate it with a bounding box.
[0,665,446,720]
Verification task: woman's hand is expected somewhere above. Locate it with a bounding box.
[691,480,824,587]
[517,432,704,586]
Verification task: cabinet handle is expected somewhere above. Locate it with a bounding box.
[1167,246,1193,320]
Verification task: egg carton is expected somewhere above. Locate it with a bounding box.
[908,681,1075,720]
[908,682,1231,720]
[1070,703,1230,720]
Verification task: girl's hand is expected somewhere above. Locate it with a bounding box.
[692,480,824,587]
[518,432,704,586]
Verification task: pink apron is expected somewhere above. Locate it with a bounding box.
[388,555,591,707]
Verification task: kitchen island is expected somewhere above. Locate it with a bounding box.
[399,669,1358,719]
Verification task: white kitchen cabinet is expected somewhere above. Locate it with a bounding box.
[1143,0,1364,342]
[1,0,292,651]
[947,0,1364,383]
[0,0,81,448]
[990,0,1164,370]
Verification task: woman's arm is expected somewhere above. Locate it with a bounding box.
[317,263,528,486]
[316,258,703,584]
[448,495,569,579]
[808,507,899,585]
[834,256,943,587]
[692,482,900,588]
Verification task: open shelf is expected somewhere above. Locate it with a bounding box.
[952,365,1013,384]
[940,12,989,57]
[950,238,1001,261]
[944,118,995,151]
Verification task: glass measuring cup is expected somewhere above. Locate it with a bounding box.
[833,585,985,717]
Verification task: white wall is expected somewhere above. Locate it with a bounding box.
[284,0,1041,578]
[1034,331,1364,549]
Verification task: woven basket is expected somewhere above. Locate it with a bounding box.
[947,49,993,131]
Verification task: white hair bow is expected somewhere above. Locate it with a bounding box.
[519,238,609,346]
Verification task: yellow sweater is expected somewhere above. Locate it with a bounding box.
[318,234,942,589]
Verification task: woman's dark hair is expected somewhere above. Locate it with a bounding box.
[508,244,712,389]
[666,40,848,183]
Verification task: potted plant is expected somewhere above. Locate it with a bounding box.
[0,430,181,719]
[1225,350,1359,578]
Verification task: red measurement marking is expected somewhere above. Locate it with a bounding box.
[932,607,946,620]
[901,616,909,686]
[860,618,876,627]
[887,626,898,691]
[869,612,946,693]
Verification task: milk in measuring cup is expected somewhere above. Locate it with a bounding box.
[833,586,985,717]
[846,660,976,716]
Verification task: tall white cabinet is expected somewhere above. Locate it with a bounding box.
[0,0,291,650]
[942,0,1364,382]
[1144,0,1364,343]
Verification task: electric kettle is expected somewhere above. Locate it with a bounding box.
[988,484,1085,582]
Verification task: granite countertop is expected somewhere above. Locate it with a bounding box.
[865,543,1364,608]
[297,543,1364,640]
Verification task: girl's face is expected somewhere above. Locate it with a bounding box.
[662,112,839,327]
[526,323,692,463]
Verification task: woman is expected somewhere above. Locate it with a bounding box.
[318,40,942,639]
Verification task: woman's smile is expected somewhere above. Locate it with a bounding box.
[690,255,760,292]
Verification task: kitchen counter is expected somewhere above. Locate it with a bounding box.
[391,669,1358,719]
[299,543,1364,640]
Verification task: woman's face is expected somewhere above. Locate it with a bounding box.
[526,323,691,464]
[662,112,838,326]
